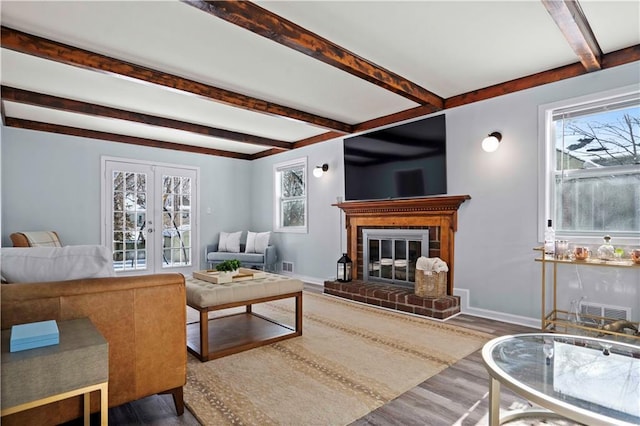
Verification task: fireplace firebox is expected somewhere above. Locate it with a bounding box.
[363,229,429,287]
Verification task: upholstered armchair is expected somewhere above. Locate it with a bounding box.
[10,231,62,247]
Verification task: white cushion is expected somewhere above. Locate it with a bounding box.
[245,231,257,253]
[245,231,271,254]
[255,231,271,254]
[1,245,115,283]
[218,231,241,253]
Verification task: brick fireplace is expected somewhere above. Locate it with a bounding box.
[324,195,470,319]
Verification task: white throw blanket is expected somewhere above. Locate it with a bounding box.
[416,256,448,274]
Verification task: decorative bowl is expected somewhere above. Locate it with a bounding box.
[573,247,590,261]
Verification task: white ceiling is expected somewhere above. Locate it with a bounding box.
[1,1,639,158]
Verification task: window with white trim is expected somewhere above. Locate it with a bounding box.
[539,87,640,244]
[274,157,308,233]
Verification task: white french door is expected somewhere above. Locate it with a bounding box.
[102,158,198,275]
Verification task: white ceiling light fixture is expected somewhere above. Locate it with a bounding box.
[313,163,329,178]
[482,132,502,153]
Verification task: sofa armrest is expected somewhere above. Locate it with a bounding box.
[206,243,219,254]
[264,245,277,270]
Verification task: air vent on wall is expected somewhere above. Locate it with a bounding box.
[281,261,294,274]
[580,302,630,324]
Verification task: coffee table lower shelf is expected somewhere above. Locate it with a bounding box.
[186,291,303,362]
[187,311,300,361]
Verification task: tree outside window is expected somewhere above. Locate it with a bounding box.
[274,158,308,233]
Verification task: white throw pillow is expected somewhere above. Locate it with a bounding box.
[218,231,241,253]
[246,231,271,254]
[1,245,115,283]
[245,231,257,253]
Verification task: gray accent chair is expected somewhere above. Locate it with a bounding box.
[206,243,277,271]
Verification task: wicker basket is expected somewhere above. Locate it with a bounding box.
[415,270,447,297]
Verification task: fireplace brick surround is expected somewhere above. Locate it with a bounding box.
[324,280,461,319]
[324,195,470,320]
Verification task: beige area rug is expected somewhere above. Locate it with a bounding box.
[184,292,492,426]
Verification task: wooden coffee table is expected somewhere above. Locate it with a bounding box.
[186,271,303,361]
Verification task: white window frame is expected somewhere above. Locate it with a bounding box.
[274,157,308,234]
[538,85,640,246]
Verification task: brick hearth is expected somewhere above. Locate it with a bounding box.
[324,280,460,320]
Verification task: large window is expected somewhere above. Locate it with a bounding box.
[274,157,308,233]
[539,86,640,244]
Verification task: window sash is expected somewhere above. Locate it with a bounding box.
[551,93,639,120]
[554,164,639,180]
[539,86,640,244]
[274,157,308,233]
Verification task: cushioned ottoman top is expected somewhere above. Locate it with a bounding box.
[186,272,303,308]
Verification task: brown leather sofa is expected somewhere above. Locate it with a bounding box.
[1,273,187,425]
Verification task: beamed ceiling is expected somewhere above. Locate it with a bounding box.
[1,1,639,160]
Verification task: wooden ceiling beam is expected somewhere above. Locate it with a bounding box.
[542,0,603,72]
[183,0,444,109]
[1,86,292,150]
[4,118,252,159]
[293,131,344,149]
[250,148,288,160]
[601,44,640,68]
[445,44,640,109]
[354,104,441,134]
[0,26,352,134]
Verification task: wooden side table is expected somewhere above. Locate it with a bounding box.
[1,317,109,425]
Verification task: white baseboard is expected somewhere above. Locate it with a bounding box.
[454,288,540,329]
[282,272,326,286]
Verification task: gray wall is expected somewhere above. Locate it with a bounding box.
[1,128,252,268]
[2,61,639,325]
[251,62,640,325]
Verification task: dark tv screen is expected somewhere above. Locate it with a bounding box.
[344,114,447,201]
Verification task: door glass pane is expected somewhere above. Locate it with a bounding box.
[112,171,147,271]
[162,175,191,268]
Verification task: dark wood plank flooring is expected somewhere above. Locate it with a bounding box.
[101,283,539,426]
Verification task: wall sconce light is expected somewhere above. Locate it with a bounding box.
[313,163,329,178]
[481,132,502,153]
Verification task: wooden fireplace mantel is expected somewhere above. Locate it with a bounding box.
[334,195,470,295]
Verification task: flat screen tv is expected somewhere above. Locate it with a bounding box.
[344,114,446,201]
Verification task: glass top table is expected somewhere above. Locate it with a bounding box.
[482,333,640,426]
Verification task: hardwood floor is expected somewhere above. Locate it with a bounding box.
[351,316,537,426]
[103,284,538,426]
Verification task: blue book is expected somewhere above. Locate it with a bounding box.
[10,320,60,352]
